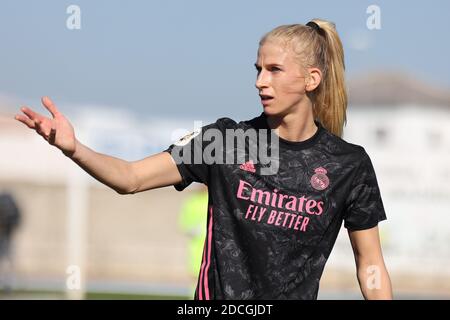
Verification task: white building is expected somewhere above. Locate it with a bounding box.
[328,73,450,289]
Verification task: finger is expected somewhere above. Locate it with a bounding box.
[34,119,49,138]
[34,118,46,133]
[14,114,36,129]
[21,106,43,122]
[34,121,43,136]
[47,119,56,136]
[48,126,56,145]
[41,96,59,118]
[34,118,42,132]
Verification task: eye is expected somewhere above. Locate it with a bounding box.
[270,66,282,72]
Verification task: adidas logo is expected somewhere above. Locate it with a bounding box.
[239,160,256,173]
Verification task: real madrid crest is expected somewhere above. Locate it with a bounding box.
[310,167,330,191]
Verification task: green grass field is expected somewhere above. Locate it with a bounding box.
[1,289,190,300]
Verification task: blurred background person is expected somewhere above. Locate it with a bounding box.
[178,185,208,298]
[0,191,21,294]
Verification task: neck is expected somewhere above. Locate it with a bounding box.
[266,105,318,142]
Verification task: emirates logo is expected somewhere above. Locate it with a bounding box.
[240,160,256,173]
[310,167,329,191]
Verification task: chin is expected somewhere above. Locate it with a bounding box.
[263,105,289,117]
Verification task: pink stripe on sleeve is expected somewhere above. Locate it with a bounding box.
[204,205,214,300]
[198,241,207,300]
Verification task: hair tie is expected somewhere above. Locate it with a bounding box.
[306,21,322,34]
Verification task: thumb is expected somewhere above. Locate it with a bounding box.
[41,96,59,118]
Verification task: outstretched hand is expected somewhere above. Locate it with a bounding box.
[15,96,77,157]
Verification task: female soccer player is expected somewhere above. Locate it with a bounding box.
[14,19,393,300]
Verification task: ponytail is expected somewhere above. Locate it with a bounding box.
[310,19,347,138]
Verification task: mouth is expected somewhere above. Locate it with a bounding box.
[259,94,274,105]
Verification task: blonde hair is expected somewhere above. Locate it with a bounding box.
[259,19,347,137]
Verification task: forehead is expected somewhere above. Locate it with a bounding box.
[257,40,294,64]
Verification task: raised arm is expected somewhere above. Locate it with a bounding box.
[348,226,393,300]
[15,96,182,194]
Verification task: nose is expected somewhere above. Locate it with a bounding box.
[255,70,269,91]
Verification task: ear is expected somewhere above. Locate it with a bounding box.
[305,67,322,91]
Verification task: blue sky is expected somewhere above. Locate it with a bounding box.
[1,0,449,121]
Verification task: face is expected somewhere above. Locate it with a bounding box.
[255,41,309,116]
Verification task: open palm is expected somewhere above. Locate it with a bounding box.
[15,96,77,157]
